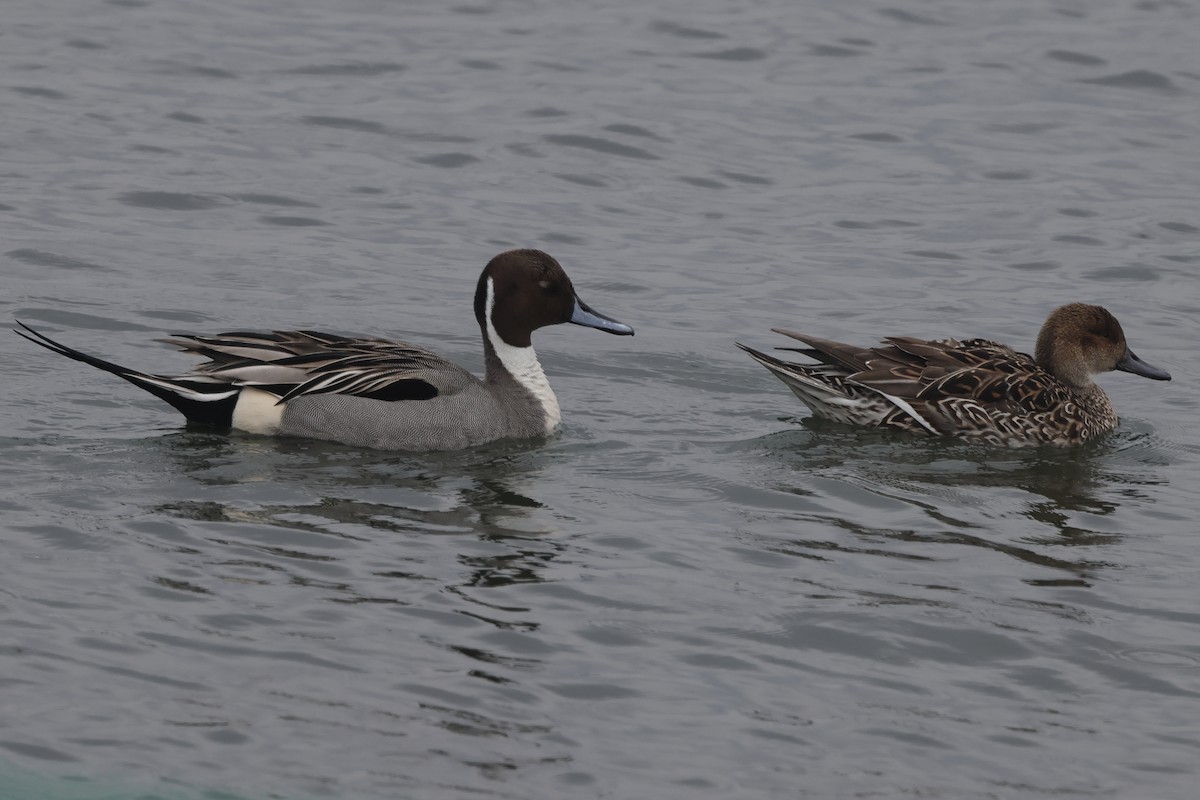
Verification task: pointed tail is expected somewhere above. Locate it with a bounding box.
[14,322,240,428]
[737,342,850,406]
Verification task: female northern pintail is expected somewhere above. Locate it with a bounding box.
[738,303,1170,447]
[16,249,634,451]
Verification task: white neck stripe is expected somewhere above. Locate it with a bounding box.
[485,277,561,432]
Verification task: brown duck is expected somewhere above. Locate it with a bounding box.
[738,303,1171,446]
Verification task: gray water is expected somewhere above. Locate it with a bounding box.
[2,0,1199,798]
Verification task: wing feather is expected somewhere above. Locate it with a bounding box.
[161,331,475,403]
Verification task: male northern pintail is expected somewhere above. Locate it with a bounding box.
[738,303,1170,447]
[15,249,634,451]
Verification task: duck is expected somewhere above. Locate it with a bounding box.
[15,249,634,451]
[738,303,1170,447]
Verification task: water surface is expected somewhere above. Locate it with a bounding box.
[2,0,1199,798]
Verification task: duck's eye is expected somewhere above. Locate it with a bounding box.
[538,279,559,294]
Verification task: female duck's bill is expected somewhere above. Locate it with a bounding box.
[738,303,1171,447]
[1115,348,1171,381]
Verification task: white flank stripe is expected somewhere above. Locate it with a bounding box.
[485,277,560,433]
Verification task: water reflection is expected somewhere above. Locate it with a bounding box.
[142,431,563,609]
[746,421,1167,584]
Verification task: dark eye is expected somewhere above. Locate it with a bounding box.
[538,279,559,294]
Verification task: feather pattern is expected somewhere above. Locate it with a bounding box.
[739,304,1170,447]
[159,330,459,403]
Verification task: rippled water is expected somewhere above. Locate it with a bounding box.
[3,0,1199,798]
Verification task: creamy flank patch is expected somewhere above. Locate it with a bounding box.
[231,387,285,434]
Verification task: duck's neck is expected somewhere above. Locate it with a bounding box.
[1036,334,1093,389]
[482,282,561,433]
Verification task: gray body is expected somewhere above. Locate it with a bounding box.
[278,353,547,451]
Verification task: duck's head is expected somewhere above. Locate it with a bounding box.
[1035,303,1171,387]
[474,249,634,347]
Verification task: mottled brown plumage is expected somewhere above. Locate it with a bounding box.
[739,303,1171,447]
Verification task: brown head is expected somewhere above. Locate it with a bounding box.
[1034,303,1171,387]
[473,249,633,348]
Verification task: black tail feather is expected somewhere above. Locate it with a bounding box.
[14,322,238,428]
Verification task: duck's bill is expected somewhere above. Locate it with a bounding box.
[569,298,634,336]
[1116,348,1171,381]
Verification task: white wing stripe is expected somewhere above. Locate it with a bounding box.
[875,391,938,434]
[135,375,239,403]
